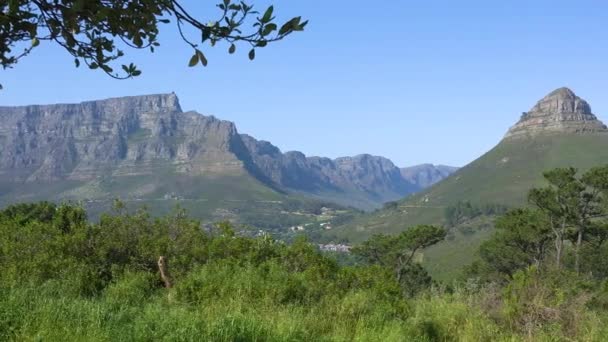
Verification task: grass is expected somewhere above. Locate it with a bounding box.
[5,278,607,341]
[0,276,515,341]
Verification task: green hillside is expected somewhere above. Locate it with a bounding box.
[337,133,608,239]
[333,133,608,279]
[0,169,351,233]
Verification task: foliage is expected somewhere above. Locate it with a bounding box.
[0,0,306,85]
[5,185,608,340]
[474,208,551,281]
[529,166,608,271]
[351,225,446,296]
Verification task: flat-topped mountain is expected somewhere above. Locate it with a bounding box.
[0,93,248,182]
[504,87,607,139]
[0,94,455,221]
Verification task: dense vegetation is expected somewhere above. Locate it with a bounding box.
[4,166,608,340]
[444,201,508,227]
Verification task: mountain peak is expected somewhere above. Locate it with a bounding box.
[530,87,591,115]
[504,87,607,139]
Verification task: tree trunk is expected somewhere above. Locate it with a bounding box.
[554,218,568,269]
[555,237,562,269]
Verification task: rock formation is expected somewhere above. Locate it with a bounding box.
[504,87,607,139]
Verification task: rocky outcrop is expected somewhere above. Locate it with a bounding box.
[504,87,608,139]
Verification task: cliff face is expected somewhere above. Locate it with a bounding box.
[0,93,455,209]
[0,94,247,182]
[504,87,607,140]
[241,134,419,204]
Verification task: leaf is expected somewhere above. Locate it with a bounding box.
[188,53,199,67]
[196,50,208,67]
[261,6,274,23]
[279,17,300,35]
[295,20,309,31]
[31,37,39,47]
[228,44,236,54]
[248,49,255,61]
[132,70,142,76]
[262,23,277,36]
[74,59,80,68]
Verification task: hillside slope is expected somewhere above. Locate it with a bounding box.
[334,87,608,278]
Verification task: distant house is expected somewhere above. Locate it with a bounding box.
[318,244,351,253]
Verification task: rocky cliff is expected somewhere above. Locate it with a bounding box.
[241,135,421,207]
[0,94,455,210]
[0,93,251,182]
[504,87,607,139]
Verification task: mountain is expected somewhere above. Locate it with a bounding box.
[400,164,459,191]
[504,87,607,139]
[0,93,453,226]
[334,87,608,279]
[242,133,441,208]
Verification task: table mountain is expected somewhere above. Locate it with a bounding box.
[0,93,454,217]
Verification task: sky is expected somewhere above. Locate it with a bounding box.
[2,0,608,167]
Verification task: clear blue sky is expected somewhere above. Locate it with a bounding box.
[2,0,608,167]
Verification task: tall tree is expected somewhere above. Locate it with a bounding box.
[529,168,578,269]
[529,166,608,272]
[477,208,551,279]
[0,1,307,86]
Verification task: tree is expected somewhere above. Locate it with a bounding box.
[1,1,307,86]
[0,201,56,224]
[529,168,580,270]
[477,209,551,279]
[352,225,446,296]
[350,233,399,268]
[529,166,608,273]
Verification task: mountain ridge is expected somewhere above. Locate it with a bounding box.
[0,93,456,212]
